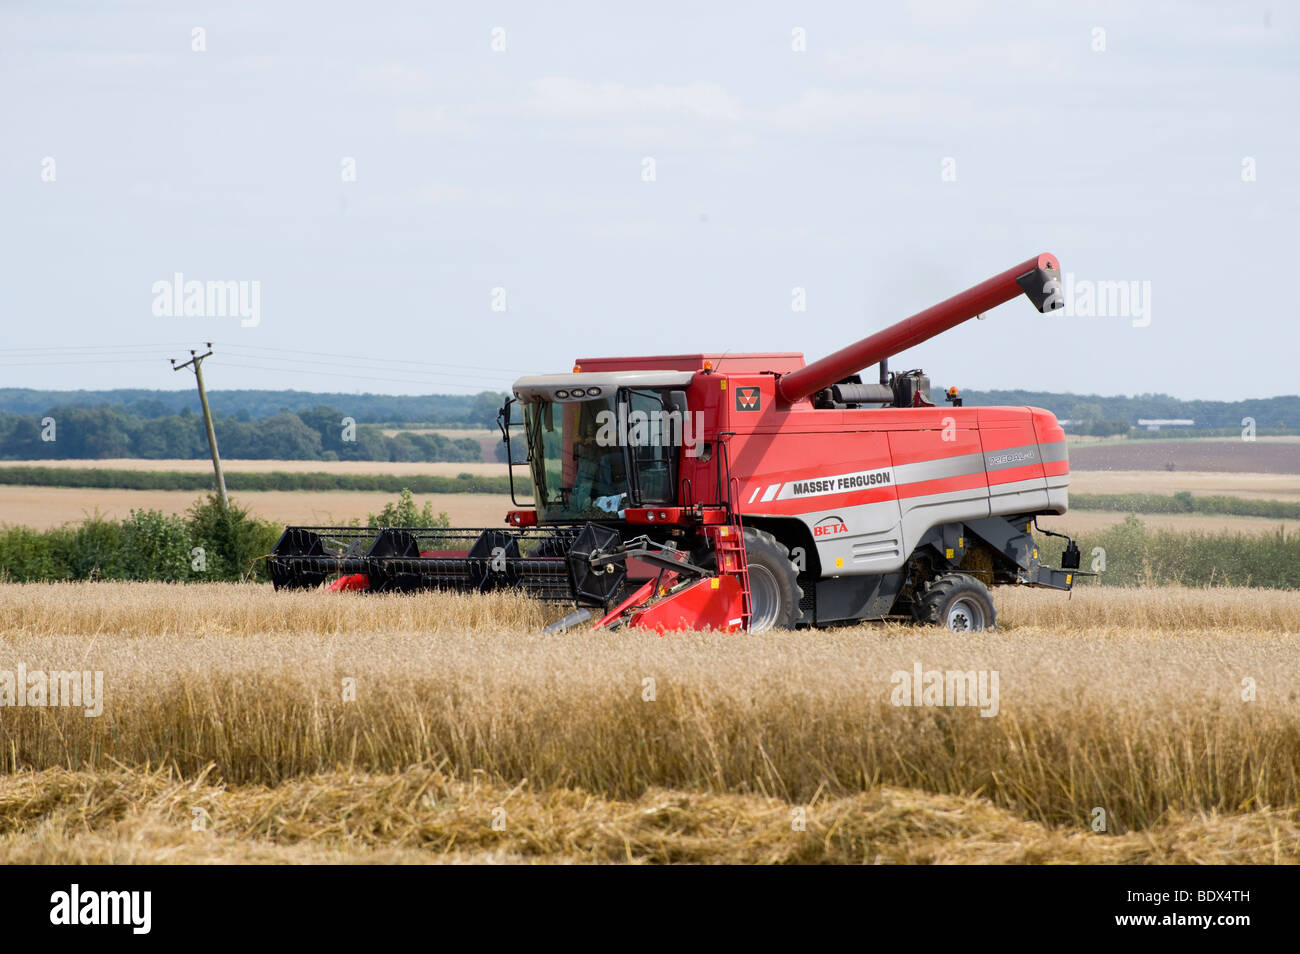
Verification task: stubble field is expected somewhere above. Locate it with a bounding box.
[1,582,1298,864]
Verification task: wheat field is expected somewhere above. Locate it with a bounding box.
[1,582,1298,864]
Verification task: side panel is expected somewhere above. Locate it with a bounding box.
[890,423,991,566]
[1031,407,1070,514]
[710,382,1070,579]
[733,428,904,576]
[815,572,905,624]
[978,406,1050,516]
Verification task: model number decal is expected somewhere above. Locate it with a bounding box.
[987,451,1035,466]
[781,468,893,499]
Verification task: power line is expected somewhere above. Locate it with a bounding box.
[171,344,229,511]
[208,359,511,392]
[206,352,513,383]
[0,343,198,355]
[212,341,532,375]
[0,358,181,367]
[0,341,537,377]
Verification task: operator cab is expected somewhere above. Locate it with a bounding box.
[509,370,696,522]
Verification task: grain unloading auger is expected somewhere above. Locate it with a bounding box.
[271,252,1089,633]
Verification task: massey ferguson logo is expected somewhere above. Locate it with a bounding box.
[735,387,761,411]
[813,515,849,537]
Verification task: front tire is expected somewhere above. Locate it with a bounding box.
[914,572,996,633]
[739,528,802,632]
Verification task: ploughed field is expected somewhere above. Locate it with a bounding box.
[1,582,1298,864]
[1068,437,1300,475]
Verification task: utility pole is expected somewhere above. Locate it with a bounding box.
[171,343,229,510]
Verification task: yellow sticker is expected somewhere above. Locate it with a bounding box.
[720,379,727,390]
[710,578,720,589]
[945,548,954,559]
[1066,574,1072,585]
[835,557,843,568]
[958,537,964,548]
[1033,548,1038,559]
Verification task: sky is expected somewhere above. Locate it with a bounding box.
[1,0,1296,400]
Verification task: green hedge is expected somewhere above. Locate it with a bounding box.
[0,496,282,583]
[0,466,516,495]
[1071,492,1300,520]
[1037,515,1300,589]
[6,504,1298,590]
[0,490,457,583]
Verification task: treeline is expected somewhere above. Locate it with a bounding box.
[0,466,515,495]
[956,389,1300,430]
[0,405,483,462]
[1036,515,1300,589]
[0,388,509,426]
[1071,492,1300,520]
[0,491,451,584]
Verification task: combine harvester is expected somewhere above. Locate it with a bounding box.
[270,252,1085,633]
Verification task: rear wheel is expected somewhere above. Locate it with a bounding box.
[913,573,996,633]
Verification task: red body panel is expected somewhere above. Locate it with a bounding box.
[625,576,746,633]
[666,369,1066,529]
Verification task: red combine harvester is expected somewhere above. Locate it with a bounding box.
[270,253,1084,633]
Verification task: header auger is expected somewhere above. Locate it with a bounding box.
[271,252,1087,633]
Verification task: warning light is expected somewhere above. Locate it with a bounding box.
[703,361,713,372]
[572,364,582,373]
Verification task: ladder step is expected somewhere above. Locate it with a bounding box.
[727,476,753,631]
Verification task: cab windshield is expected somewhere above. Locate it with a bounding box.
[524,390,677,521]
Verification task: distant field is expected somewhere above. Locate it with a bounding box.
[1069,470,1300,501]
[1069,437,1300,473]
[1,458,510,477]
[0,487,514,530]
[1039,510,1292,537]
